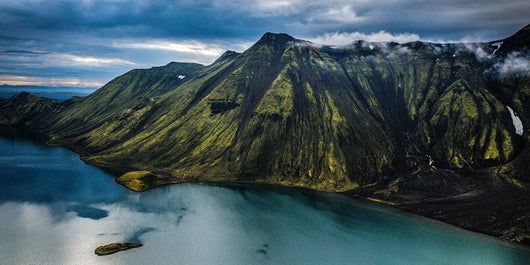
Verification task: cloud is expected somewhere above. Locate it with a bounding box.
[0,49,135,86]
[3,50,48,55]
[1,0,528,41]
[492,52,530,76]
[248,0,301,16]
[1,50,135,68]
[312,31,422,45]
[114,40,225,57]
[307,5,363,24]
[1,0,529,87]
[112,39,230,65]
[0,74,105,87]
[461,43,494,62]
[55,54,136,67]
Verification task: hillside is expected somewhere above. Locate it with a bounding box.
[1,25,529,243]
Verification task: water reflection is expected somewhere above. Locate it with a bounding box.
[1,130,530,264]
[66,205,109,220]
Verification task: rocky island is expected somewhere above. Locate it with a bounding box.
[1,25,529,245]
[95,243,143,256]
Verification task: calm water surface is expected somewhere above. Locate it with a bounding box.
[1,128,529,265]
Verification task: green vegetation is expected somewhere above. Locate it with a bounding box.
[116,171,164,192]
[95,243,142,256]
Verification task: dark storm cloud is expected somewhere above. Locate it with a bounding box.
[0,0,254,40]
[0,0,528,86]
[4,0,524,41]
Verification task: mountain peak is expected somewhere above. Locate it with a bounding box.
[212,50,240,64]
[10,91,41,103]
[256,32,296,46]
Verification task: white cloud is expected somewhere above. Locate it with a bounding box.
[423,35,487,44]
[112,39,229,65]
[0,51,135,67]
[253,0,300,14]
[493,52,530,76]
[55,54,135,66]
[451,43,493,62]
[0,75,105,87]
[307,5,362,23]
[114,39,225,57]
[311,31,422,45]
[225,0,302,17]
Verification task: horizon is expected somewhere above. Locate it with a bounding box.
[0,83,99,88]
[1,0,528,87]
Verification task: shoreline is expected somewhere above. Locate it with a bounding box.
[1,125,529,248]
[111,167,530,248]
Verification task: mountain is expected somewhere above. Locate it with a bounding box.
[1,25,530,244]
[0,84,97,100]
[492,24,530,54]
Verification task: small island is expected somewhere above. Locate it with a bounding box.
[95,243,143,256]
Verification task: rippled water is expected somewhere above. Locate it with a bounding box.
[1,128,529,265]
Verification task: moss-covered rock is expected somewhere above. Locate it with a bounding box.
[95,243,142,256]
[116,171,164,192]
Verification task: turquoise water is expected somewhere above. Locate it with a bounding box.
[1,128,529,264]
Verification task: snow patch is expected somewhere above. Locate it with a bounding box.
[491,41,503,55]
[178,75,185,80]
[506,106,524,135]
[427,155,434,166]
[311,30,420,46]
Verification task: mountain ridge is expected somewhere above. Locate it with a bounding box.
[1,25,529,244]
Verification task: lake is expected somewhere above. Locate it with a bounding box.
[1,127,530,264]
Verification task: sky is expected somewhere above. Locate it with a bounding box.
[0,0,529,87]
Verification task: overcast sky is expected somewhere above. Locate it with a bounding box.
[1,0,528,87]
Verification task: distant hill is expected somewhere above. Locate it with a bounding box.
[0,84,97,100]
[1,25,529,244]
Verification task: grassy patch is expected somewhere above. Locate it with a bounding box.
[116,171,162,192]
